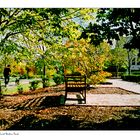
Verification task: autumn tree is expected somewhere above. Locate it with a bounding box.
[57,38,111,84]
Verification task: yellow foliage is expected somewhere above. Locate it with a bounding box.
[64,69,72,75]
[28,71,34,78]
[63,38,111,83]
[89,71,112,85]
[46,69,56,78]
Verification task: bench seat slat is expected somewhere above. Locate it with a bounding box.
[64,75,87,104]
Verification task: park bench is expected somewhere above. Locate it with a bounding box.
[64,75,87,104]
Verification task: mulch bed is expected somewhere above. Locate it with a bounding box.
[89,87,137,94]
[0,85,140,130]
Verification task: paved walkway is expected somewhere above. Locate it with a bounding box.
[106,79,140,94]
[65,94,140,106]
[66,79,140,106]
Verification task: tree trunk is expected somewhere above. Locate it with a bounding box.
[0,81,2,95]
[116,65,119,78]
[43,64,45,76]
[127,49,131,76]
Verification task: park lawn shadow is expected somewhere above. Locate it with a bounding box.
[8,114,82,130]
[8,110,140,130]
[13,95,65,110]
[2,87,140,130]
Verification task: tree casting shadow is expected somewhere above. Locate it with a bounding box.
[8,114,140,130]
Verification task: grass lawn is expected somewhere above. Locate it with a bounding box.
[0,78,55,95]
[2,83,43,95]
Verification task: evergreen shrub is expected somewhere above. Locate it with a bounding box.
[121,75,140,83]
[53,74,64,85]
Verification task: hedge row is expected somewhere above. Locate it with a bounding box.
[121,75,140,83]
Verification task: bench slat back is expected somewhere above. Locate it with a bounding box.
[65,75,86,89]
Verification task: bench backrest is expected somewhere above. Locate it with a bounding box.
[64,75,86,89]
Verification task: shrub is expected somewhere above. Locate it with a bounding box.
[121,75,140,83]
[15,78,20,85]
[29,80,40,90]
[28,71,35,79]
[17,85,23,94]
[20,74,28,79]
[53,74,64,85]
[88,71,112,85]
[41,75,50,88]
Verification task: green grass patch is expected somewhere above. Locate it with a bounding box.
[0,78,56,95]
[1,82,43,95]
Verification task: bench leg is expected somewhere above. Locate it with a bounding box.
[84,89,86,104]
[65,91,67,103]
[80,90,86,104]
